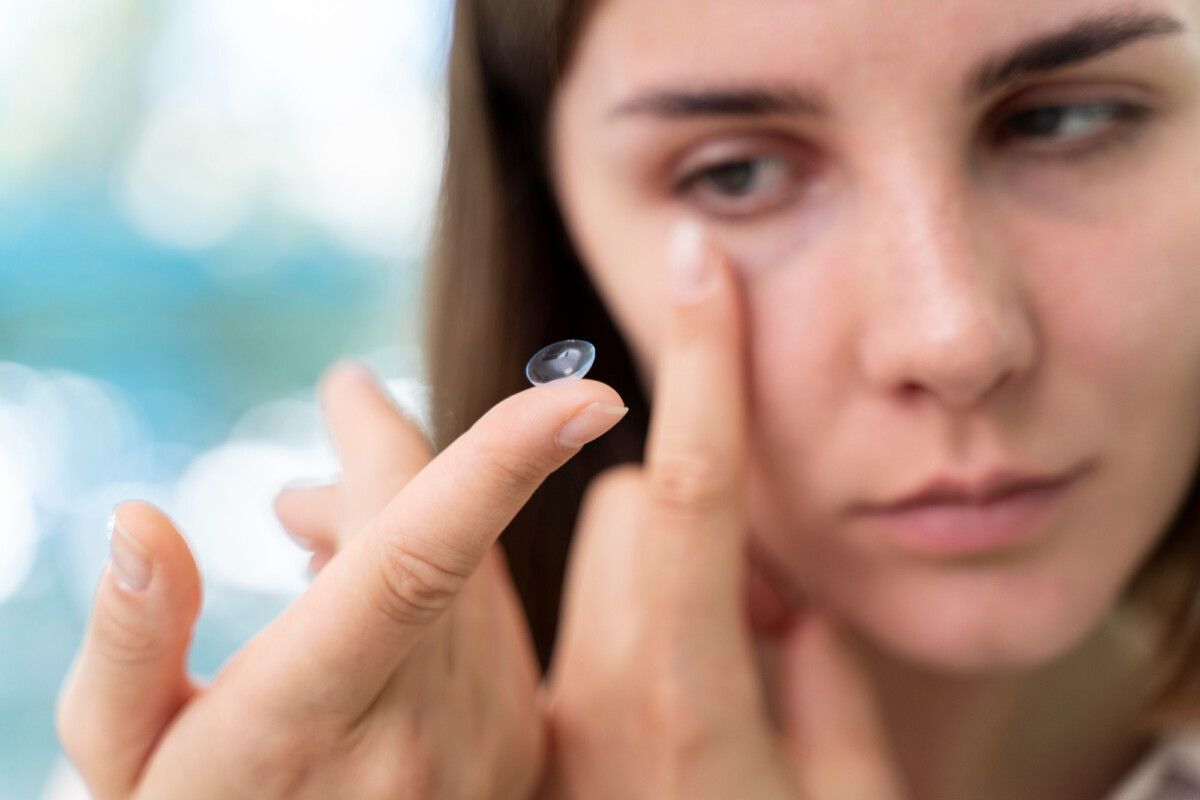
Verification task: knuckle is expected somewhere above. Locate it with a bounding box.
[91,603,168,667]
[386,757,438,800]
[639,675,720,766]
[483,444,553,496]
[221,700,333,794]
[649,448,734,515]
[632,645,758,778]
[362,715,443,800]
[239,736,317,794]
[318,364,355,420]
[371,536,468,628]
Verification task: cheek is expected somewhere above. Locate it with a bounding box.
[1031,183,1200,534]
[739,249,869,534]
[1035,218,1200,405]
[736,190,1200,671]
[739,258,867,608]
[570,214,669,379]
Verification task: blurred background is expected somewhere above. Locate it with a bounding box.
[0,0,451,795]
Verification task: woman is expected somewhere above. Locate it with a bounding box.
[56,0,1200,798]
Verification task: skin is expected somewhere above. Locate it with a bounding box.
[56,368,628,799]
[58,1,1200,799]
[549,0,1200,797]
[58,256,904,800]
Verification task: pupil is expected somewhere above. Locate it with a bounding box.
[706,162,756,194]
[1009,107,1066,136]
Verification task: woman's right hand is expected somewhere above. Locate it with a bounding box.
[56,363,626,800]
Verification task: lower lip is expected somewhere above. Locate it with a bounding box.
[857,481,1074,558]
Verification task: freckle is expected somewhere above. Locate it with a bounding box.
[525,340,597,386]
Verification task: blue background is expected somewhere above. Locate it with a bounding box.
[0,1,451,796]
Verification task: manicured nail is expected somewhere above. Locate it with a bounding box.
[557,403,629,449]
[108,511,152,592]
[667,219,715,302]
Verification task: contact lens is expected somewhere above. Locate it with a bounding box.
[526,340,596,386]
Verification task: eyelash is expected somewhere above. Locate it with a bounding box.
[990,99,1153,154]
[672,154,801,219]
[672,99,1155,218]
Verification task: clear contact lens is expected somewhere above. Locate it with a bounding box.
[526,340,596,386]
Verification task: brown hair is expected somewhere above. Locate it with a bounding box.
[424,0,646,670]
[423,0,1200,730]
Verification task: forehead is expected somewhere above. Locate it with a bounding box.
[567,0,1196,101]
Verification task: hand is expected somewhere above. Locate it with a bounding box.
[539,224,910,799]
[56,362,627,800]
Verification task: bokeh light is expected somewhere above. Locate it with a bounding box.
[0,0,450,795]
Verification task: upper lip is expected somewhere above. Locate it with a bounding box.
[859,462,1089,513]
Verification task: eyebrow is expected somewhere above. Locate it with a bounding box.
[608,86,829,119]
[966,10,1185,97]
[607,10,1186,122]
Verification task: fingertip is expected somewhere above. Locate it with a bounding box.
[60,504,203,799]
[319,358,374,410]
[322,358,376,388]
[272,488,304,524]
[578,464,643,516]
[319,360,432,461]
[112,500,176,548]
[272,489,292,519]
[509,378,625,422]
[273,484,340,551]
[110,501,201,614]
[491,379,628,457]
[579,378,625,411]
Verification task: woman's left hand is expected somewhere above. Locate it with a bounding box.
[539,225,911,800]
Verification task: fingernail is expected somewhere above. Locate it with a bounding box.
[667,219,715,302]
[333,359,378,388]
[280,476,336,493]
[108,511,152,592]
[286,529,316,551]
[557,403,629,449]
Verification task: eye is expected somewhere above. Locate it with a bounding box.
[995,101,1151,152]
[675,155,800,218]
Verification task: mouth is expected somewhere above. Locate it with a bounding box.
[853,463,1092,557]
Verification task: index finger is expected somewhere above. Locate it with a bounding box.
[253,377,627,714]
[643,221,750,638]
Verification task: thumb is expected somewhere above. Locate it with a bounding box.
[57,501,203,800]
[779,611,909,800]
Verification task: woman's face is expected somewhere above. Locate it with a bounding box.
[549,0,1200,672]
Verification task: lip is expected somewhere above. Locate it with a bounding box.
[854,463,1091,557]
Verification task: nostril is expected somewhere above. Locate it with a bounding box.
[863,300,1035,411]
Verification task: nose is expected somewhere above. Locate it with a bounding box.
[856,165,1037,411]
